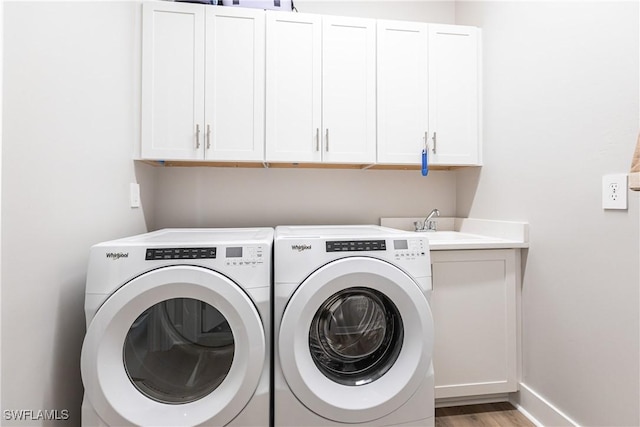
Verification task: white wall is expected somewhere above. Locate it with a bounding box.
[152,168,455,229]
[2,2,151,424]
[0,0,4,414]
[455,2,640,426]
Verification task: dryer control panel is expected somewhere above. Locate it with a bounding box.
[144,245,266,267]
[224,245,266,267]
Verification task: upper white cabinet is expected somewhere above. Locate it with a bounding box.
[377,22,481,167]
[265,12,322,163]
[142,2,265,161]
[428,24,481,166]
[141,3,480,167]
[376,20,429,165]
[142,2,205,160]
[265,12,376,164]
[322,16,376,164]
[205,7,265,161]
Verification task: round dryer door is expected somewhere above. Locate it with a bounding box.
[279,257,434,424]
[81,266,265,426]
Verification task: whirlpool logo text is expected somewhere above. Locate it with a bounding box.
[106,252,129,260]
[291,244,312,252]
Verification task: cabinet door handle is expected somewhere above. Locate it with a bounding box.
[325,128,329,152]
[206,124,211,150]
[432,132,437,154]
[315,128,320,152]
[424,131,428,151]
[195,124,201,149]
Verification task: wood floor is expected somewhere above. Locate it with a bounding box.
[435,403,536,427]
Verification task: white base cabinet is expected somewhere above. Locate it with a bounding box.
[431,249,520,400]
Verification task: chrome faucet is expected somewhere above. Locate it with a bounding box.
[415,209,440,232]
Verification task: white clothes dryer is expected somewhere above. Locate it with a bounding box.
[80,228,273,427]
[273,225,434,426]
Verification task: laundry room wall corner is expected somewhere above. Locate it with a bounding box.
[2,2,147,425]
[455,1,640,426]
[0,0,4,415]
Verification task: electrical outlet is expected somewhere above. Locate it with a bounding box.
[602,174,627,210]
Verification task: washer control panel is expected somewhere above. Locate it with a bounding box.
[392,239,428,261]
[324,238,428,261]
[145,247,217,260]
[326,240,386,252]
[224,245,265,267]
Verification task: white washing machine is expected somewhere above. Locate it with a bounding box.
[80,228,273,427]
[274,225,434,426]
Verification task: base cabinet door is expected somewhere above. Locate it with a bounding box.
[431,249,520,400]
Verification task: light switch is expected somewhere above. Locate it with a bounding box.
[130,183,141,208]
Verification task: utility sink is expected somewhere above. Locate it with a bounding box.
[418,231,488,241]
[380,217,529,250]
[413,230,521,250]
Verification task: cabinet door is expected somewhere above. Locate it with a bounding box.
[428,25,481,166]
[377,20,428,165]
[322,16,376,164]
[431,249,519,399]
[205,7,265,161]
[265,12,322,163]
[141,2,205,160]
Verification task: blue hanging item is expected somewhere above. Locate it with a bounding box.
[421,135,429,176]
[421,149,428,176]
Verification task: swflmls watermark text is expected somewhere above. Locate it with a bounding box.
[4,409,70,421]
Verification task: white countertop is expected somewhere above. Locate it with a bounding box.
[380,217,529,250]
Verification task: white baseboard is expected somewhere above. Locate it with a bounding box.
[510,383,580,427]
[436,393,510,408]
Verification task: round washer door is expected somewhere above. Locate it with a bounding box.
[81,265,265,427]
[279,257,433,424]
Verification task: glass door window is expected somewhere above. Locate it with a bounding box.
[124,298,234,404]
[309,287,403,386]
